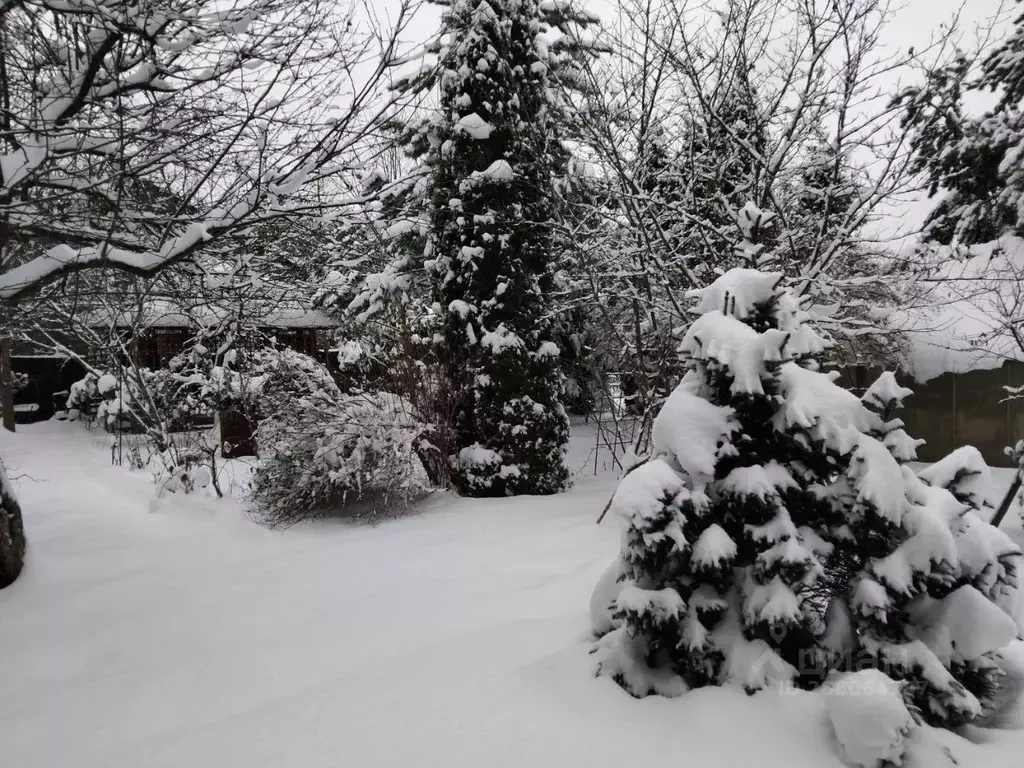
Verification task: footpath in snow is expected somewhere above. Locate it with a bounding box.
[1,420,1023,768]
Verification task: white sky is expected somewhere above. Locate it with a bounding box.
[395,0,1009,54]
[383,0,1015,244]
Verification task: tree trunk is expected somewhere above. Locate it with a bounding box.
[1,337,14,433]
[413,427,448,489]
[990,470,1022,528]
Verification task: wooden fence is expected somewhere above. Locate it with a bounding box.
[833,363,1024,468]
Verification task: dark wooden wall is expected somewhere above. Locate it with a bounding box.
[132,327,330,370]
[11,356,88,420]
[833,363,1023,468]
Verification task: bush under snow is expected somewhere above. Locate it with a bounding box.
[251,380,432,526]
[825,670,916,768]
[592,267,1023,741]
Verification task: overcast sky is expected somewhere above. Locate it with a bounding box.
[383,0,1014,244]
[389,0,1011,116]
[394,0,1009,51]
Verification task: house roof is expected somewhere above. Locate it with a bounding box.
[84,298,336,331]
[888,235,1024,383]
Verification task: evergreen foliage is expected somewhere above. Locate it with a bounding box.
[392,0,599,496]
[592,267,1022,733]
[900,3,1024,244]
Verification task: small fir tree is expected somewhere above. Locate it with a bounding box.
[593,267,1022,737]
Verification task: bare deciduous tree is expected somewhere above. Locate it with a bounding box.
[0,0,423,298]
[556,0,958,455]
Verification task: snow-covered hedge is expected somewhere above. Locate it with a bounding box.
[591,267,1022,754]
[251,389,431,526]
[231,343,431,524]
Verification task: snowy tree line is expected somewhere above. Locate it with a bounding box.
[315,0,974,485]
[0,0,983,489]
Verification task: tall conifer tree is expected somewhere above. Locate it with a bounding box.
[400,0,597,495]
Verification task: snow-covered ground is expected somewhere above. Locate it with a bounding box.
[1,419,1023,768]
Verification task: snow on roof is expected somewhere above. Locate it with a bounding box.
[84,299,336,330]
[888,236,1024,383]
[260,307,337,329]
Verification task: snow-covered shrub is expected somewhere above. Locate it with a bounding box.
[243,345,342,418]
[67,367,170,450]
[825,670,916,768]
[152,445,221,497]
[142,324,273,427]
[251,388,431,526]
[65,372,105,419]
[65,365,222,493]
[591,559,630,637]
[12,371,29,394]
[65,370,138,430]
[142,339,344,498]
[63,330,336,497]
[242,343,433,524]
[592,267,1022,734]
[316,274,459,489]
[0,461,26,589]
[163,330,341,428]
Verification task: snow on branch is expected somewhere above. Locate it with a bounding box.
[0,0,423,301]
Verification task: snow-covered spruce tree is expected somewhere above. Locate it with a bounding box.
[846,378,1021,727]
[594,268,842,695]
[403,0,597,496]
[912,447,1022,720]
[898,4,1024,245]
[592,268,1022,734]
[0,461,26,588]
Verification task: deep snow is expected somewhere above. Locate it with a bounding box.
[1,419,1023,768]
